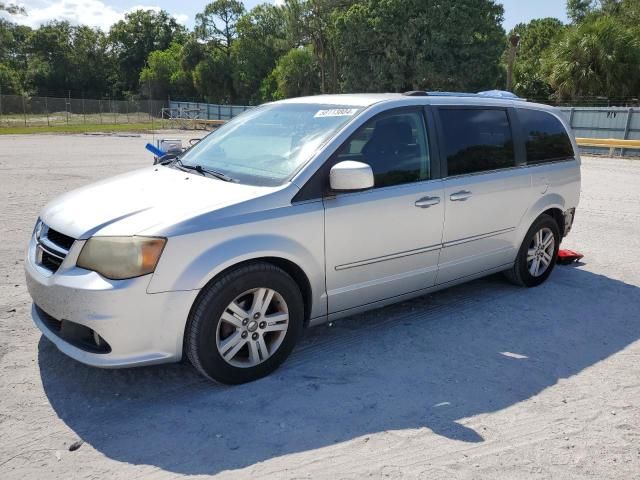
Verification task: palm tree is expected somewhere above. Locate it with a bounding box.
[545,16,640,100]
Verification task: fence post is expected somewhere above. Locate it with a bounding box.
[82,96,86,124]
[22,95,27,127]
[66,90,70,125]
[0,87,3,127]
[569,107,575,129]
[45,96,50,126]
[126,101,129,124]
[621,108,633,157]
[218,104,221,121]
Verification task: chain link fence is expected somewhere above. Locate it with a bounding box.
[0,94,167,128]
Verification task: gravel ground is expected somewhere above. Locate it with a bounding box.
[0,133,639,479]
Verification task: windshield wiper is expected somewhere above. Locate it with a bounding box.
[172,159,234,182]
[194,165,234,182]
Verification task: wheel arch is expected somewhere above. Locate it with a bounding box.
[186,255,315,328]
[541,207,565,238]
[517,194,566,247]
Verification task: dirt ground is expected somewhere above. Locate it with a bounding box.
[0,133,639,479]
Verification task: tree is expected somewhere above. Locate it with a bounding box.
[192,1,247,103]
[193,50,235,103]
[0,2,25,14]
[545,15,640,99]
[269,46,319,99]
[604,0,640,26]
[24,21,114,97]
[567,0,595,23]
[332,0,505,93]
[0,20,32,75]
[233,3,290,103]
[195,0,245,57]
[0,62,20,93]
[293,0,357,93]
[509,18,566,99]
[109,9,186,95]
[567,0,632,22]
[140,43,195,100]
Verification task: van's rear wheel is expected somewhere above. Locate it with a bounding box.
[185,262,304,384]
[505,214,560,287]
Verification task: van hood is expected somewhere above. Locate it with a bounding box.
[40,166,277,239]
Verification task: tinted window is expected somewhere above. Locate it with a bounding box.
[519,109,574,164]
[440,109,515,176]
[336,111,430,188]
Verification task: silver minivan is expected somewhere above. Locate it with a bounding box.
[25,92,580,384]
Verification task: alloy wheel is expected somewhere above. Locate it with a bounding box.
[527,227,555,277]
[215,288,289,368]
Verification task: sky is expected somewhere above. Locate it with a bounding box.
[5,0,569,32]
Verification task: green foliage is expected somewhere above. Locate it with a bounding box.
[0,2,25,14]
[0,63,21,93]
[193,50,236,103]
[509,18,566,99]
[233,4,290,103]
[332,0,506,93]
[140,43,195,100]
[1,0,640,104]
[109,9,187,95]
[0,19,31,76]
[292,0,358,93]
[545,15,640,99]
[22,21,115,97]
[196,0,245,54]
[271,46,319,99]
[567,0,596,23]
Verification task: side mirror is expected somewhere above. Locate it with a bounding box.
[329,161,374,192]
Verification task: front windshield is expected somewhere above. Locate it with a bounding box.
[178,103,363,186]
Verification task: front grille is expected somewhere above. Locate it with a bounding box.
[41,251,63,271]
[35,223,76,274]
[35,305,112,354]
[46,228,75,250]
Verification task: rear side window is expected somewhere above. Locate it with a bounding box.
[518,109,574,164]
[439,109,515,177]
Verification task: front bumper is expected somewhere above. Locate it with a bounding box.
[25,235,199,368]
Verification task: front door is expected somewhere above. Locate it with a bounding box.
[323,108,445,314]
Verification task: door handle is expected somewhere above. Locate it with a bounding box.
[415,196,441,208]
[450,190,472,202]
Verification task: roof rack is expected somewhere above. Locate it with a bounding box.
[402,90,524,101]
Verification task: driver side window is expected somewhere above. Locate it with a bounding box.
[335,110,431,188]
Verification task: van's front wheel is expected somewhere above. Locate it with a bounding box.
[185,263,304,384]
[505,214,560,287]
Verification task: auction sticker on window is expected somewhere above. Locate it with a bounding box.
[314,108,360,118]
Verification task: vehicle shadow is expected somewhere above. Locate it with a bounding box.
[38,265,640,475]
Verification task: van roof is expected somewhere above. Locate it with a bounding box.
[277,92,554,111]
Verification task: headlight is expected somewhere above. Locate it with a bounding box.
[34,218,44,240]
[77,236,166,280]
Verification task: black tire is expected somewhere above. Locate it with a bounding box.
[504,214,561,288]
[185,262,304,384]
